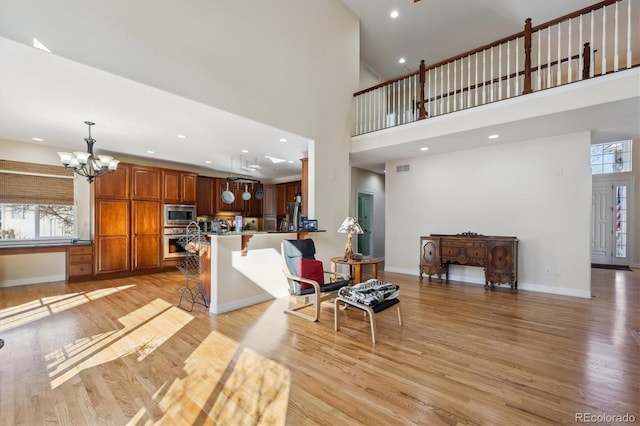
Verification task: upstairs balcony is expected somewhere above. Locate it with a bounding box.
[352,0,639,137]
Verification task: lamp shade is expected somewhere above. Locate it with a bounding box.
[337,216,363,234]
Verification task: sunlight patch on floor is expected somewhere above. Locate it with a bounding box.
[0,285,135,333]
[155,330,290,425]
[46,298,193,389]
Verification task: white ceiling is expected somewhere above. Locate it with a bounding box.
[341,0,602,80]
[0,0,634,180]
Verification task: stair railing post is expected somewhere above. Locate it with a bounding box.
[582,42,591,80]
[523,18,532,94]
[419,59,426,120]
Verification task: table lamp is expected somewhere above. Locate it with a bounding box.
[337,216,364,261]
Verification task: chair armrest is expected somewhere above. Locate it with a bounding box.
[283,270,322,293]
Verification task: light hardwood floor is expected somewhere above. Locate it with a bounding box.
[0,267,638,425]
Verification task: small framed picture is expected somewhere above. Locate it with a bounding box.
[302,219,318,230]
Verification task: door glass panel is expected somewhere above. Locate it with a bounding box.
[615,185,627,258]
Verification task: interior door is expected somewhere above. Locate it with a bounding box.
[357,192,373,256]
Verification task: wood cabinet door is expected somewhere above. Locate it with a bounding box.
[276,184,286,216]
[216,178,234,212]
[263,184,277,216]
[196,176,215,216]
[181,173,197,204]
[131,166,161,200]
[162,170,181,203]
[131,201,161,270]
[94,164,130,199]
[95,199,130,273]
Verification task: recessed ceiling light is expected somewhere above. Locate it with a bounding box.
[288,160,294,163]
[279,138,287,143]
[241,149,249,153]
[204,160,212,164]
[146,150,155,154]
[488,134,500,139]
[177,134,187,139]
[390,10,399,18]
[399,57,406,64]
[420,147,429,151]
[31,137,44,142]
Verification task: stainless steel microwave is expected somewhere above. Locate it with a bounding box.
[163,204,196,226]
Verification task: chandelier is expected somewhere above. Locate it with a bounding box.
[57,121,119,183]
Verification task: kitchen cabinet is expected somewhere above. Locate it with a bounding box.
[67,245,94,282]
[196,176,216,216]
[163,170,197,204]
[262,184,277,231]
[131,165,161,200]
[276,181,301,217]
[94,164,130,199]
[131,200,161,270]
[95,198,130,274]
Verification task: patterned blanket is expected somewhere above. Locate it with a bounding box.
[338,279,399,307]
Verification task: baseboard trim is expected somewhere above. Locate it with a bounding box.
[0,274,66,288]
[210,290,288,314]
[384,266,591,298]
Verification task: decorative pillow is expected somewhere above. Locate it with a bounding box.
[298,258,325,290]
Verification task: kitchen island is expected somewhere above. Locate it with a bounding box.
[203,232,298,314]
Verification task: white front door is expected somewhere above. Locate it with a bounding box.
[591,179,632,266]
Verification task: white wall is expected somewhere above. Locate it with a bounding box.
[385,131,593,298]
[351,167,385,259]
[0,1,360,284]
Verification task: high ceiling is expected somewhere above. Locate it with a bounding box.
[341,0,600,80]
[0,0,632,180]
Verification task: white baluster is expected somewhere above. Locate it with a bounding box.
[568,18,573,83]
[627,0,632,69]
[490,47,494,102]
[440,64,444,115]
[482,50,486,104]
[579,14,583,80]
[557,24,562,86]
[536,31,541,89]
[498,43,502,100]
[547,27,552,87]
[447,62,451,113]
[474,52,479,106]
[602,5,607,75]
[467,54,471,108]
[453,60,457,111]
[427,69,431,117]
[515,38,520,94]
[460,57,464,110]
[591,10,595,78]
[614,1,619,72]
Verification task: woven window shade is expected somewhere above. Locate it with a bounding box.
[0,160,75,205]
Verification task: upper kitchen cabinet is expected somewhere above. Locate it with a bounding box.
[276,181,301,217]
[196,176,216,216]
[131,166,162,200]
[163,170,197,204]
[95,163,130,199]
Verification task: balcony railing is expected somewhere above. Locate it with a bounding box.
[352,0,638,136]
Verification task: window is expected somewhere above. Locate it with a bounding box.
[590,141,632,175]
[0,160,76,242]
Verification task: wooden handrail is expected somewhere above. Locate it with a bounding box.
[530,0,620,32]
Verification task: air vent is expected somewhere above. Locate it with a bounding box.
[395,164,410,173]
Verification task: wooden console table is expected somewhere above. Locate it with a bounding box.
[419,232,518,291]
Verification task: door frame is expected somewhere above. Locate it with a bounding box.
[356,191,374,257]
[591,175,635,266]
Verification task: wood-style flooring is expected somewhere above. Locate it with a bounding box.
[0,267,638,425]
